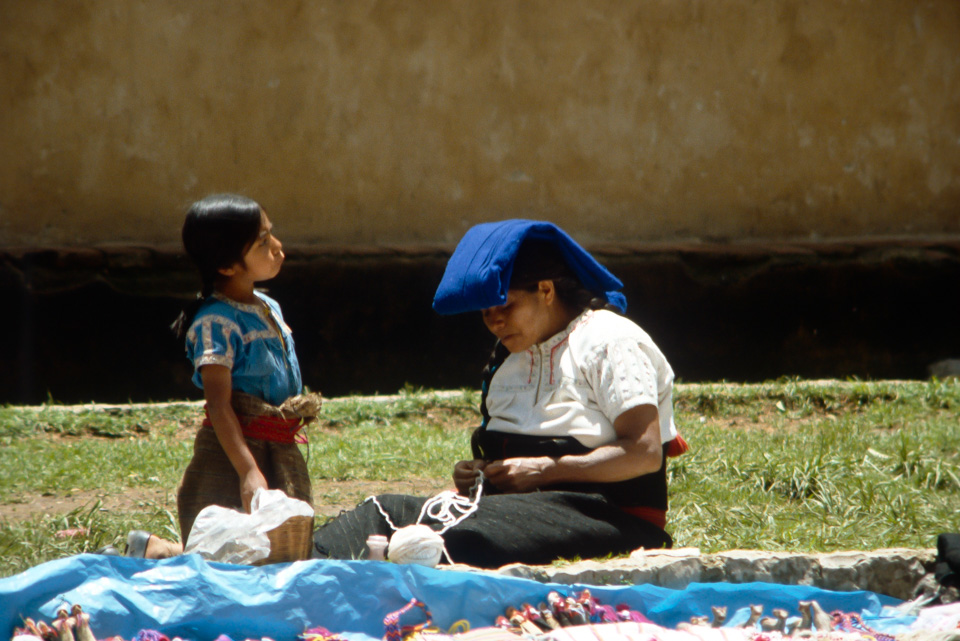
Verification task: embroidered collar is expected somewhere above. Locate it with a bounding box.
[211,291,269,314]
[210,291,286,350]
[529,309,593,353]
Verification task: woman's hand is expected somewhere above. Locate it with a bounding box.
[481,405,664,493]
[453,459,487,495]
[483,456,555,493]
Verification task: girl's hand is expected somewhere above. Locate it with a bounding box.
[483,456,555,493]
[201,365,268,512]
[240,468,269,512]
[453,459,487,495]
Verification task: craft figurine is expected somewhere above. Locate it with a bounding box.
[710,606,727,627]
[773,608,789,632]
[70,606,96,641]
[740,605,763,629]
[520,603,550,632]
[593,604,619,624]
[805,599,833,632]
[616,604,650,624]
[13,617,54,641]
[52,610,75,641]
[759,608,788,633]
[795,601,813,632]
[564,598,587,625]
[546,592,573,627]
[537,603,562,630]
[504,606,540,636]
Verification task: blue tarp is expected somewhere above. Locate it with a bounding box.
[1,554,902,641]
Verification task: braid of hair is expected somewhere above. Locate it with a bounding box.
[552,276,621,315]
[590,296,621,312]
[479,340,510,427]
[170,271,217,341]
[472,340,511,460]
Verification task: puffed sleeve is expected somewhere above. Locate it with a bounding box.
[587,338,660,426]
[185,314,243,376]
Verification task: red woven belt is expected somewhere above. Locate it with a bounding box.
[620,505,667,530]
[666,434,689,458]
[202,412,306,444]
[618,436,689,530]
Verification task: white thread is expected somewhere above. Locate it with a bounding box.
[363,472,484,567]
[383,524,445,567]
[368,495,402,531]
[418,484,484,534]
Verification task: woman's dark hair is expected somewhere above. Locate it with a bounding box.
[171,194,263,340]
[508,239,616,314]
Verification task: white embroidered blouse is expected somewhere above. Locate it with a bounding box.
[485,309,678,449]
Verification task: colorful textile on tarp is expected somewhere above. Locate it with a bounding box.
[0,554,904,641]
[383,599,432,641]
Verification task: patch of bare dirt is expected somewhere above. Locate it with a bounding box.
[0,479,453,522]
[311,478,454,519]
[1,397,469,524]
[0,487,175,522]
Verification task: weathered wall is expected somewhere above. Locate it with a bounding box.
[2,1,959,247]
[3,240,959,403]
[2,2,959,403]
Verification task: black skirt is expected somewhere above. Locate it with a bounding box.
[312,490,671,569]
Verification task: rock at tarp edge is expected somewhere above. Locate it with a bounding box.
[447,548,937,600]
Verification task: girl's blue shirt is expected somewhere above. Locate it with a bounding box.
[184,291,302,406]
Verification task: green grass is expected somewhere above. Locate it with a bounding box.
[309,390,478,480]
[669,379,960,550]
[0,406,192,498]
[0,380,957,578]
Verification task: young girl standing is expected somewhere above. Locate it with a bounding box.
[134,194,315,558]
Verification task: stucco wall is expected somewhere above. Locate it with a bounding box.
[2,1,958,248]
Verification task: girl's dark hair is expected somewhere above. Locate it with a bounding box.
[171,194,263,340]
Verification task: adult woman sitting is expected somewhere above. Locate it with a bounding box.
[311,220,687,569]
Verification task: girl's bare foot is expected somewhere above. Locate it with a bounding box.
[126,530,183,559]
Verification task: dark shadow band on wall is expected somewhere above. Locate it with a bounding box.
[2,238,959,404]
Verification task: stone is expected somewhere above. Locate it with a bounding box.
[456,548,938,600]
[715,550,819,587]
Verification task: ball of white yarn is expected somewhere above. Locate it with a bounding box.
[386,524,445,567]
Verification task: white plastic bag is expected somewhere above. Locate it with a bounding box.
[183,488,314,565]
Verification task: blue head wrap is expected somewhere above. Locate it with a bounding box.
[432,219,626,315]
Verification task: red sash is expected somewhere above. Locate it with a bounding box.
[621,505,667,530]
[202,412,306,444]
[666,434,690,458]
[621,435,689,529]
